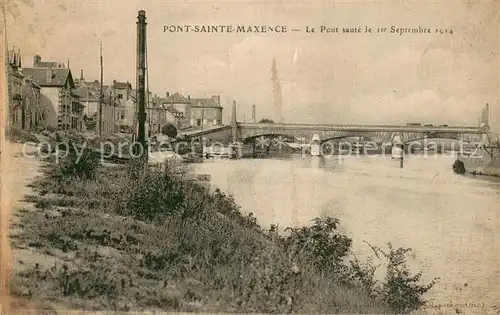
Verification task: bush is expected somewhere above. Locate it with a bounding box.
[277,219,437,313]
[119,160,188,220]
[370,243,438,313]
[161,124,178,138]
[51,141,100,182]
[282,217,352,273]
[6,126,40,143]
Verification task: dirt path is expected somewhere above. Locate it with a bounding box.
[4,142,57,272]
[1,141,44,313]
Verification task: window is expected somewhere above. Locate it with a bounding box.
[197,119,201,126]
[118,94,123,99]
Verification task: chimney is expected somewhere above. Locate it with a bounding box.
[166,91,169,97]
[16,49,21,68]
[212,95,221,106]
[188,94,191,101]
[33,54,41,67]
[80,69,84,80]
[252,104,256,123]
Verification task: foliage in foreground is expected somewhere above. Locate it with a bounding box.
[6,126,40,143]
[11,152,437,313]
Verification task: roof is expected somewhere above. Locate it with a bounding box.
[23,78,41,89]
[72,85,99,101]
[165,92,189,104]
[166,105,185,118]
[190,97,221,108]
[113,80,132,90]
[36,61,60,68]
[22,68,75,88]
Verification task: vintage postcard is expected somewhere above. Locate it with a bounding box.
[1,0,499,314]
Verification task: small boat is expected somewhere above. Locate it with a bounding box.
[203,144,232,159]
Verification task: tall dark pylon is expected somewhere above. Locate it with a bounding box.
[136,10,148,160]
[99,42,103,138]
[271,58,283,123]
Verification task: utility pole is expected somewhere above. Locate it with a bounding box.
[136,10,148,160]
[99,41,103,138]
[1,5,10,314]
[201,101,204,131]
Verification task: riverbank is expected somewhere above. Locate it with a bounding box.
[5,140,439,314]
[196,153,500,313]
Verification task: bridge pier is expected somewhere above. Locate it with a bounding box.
[311,134,321,156]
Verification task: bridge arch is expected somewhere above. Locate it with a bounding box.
[319,135,386,144]
[242,133,298,144]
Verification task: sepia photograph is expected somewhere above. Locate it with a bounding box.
[0,0,499,314]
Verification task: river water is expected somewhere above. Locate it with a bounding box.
[195,153,500,312]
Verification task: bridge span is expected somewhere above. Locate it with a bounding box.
[183,122,489,144]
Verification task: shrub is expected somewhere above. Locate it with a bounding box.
[161,124,178,138]
[51,141,100,182]
[282,217,352,273]
[370,243,438,313]
[121,162,187,220]
[6,126,40,143]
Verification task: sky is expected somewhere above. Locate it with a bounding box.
[3,0,499,131]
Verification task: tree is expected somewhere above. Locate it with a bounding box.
[161,123,178,138]
[258,118,274,124]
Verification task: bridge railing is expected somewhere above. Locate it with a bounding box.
[236,123,487,133]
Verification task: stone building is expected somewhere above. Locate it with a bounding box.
[189,95,223,128]
[161,92,223,129]
[22,55,84,131]
[7,49,43,130]
[73,70,119,135]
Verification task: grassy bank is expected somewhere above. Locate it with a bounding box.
[9,146,437,313]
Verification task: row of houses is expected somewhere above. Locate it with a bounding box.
[7,51,225,136]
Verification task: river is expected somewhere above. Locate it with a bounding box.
[195,152,500,312]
